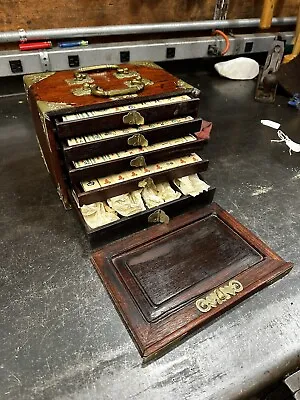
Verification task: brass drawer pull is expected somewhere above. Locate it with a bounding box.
[148,209,170,224]
[130,156,147,168]
[123,111,145,126]
[127,133,148,147]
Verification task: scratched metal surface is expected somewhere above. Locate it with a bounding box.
[0,63,299,400]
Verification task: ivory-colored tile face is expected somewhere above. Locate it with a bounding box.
[173,174,210,197]
[63,94,192,123]
[73,135,197,169]
[80,153,202,192]
[81,179,101,192]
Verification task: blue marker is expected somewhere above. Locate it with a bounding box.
[58,40,89,48]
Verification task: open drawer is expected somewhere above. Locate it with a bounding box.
[72,178,216,243]
[71,154,209,206]
[67,137,205,182]
[62,117,203,161]
[54,95,200,138]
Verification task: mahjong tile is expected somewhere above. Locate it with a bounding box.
[81,179,100,191]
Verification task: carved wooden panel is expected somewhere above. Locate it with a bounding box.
[92,203,292,362]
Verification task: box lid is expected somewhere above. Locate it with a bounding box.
[91,202,292,362]
[24,61,199,115]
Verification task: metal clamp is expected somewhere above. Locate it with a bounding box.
[18,28,27,42]
[148,209,170,224]
[39,51,50,72]
[255,40,284,103]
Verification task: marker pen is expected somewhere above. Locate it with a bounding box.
[58,40,89,48]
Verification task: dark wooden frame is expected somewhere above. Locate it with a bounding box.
[91,203,292,362]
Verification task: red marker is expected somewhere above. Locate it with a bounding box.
[19,41,52,51]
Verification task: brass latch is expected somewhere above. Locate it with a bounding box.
[123,111,145,126]
[130,156,147,168]
[148,209,170,224]
[127,133,148,147]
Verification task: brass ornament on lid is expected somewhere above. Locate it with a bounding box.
[91,82,145,97]
[130,61,163,69]
[72,83,93,96]
[176,79,193,90]
[114,67,139,80]
[23,72,55,89]
[37,100,74,116]
[66,75,94,86]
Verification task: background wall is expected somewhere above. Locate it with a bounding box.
[0,0,299,32]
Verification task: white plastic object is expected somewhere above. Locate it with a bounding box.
[271,130,300,155]
[261,120,281,130]
[214,57,259,80]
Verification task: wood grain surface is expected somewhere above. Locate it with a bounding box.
[0,0,298,32]
[30,64,194,110]
[91,202,292,361]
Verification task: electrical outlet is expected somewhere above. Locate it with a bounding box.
[9,60,23,73]
[166,47,176,59]
[244,42,254,53]
[68,55,80,68]
[120,51,130,63]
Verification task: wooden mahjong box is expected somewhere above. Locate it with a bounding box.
[24,62,292,362]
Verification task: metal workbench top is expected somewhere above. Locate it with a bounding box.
[0,62,299,400]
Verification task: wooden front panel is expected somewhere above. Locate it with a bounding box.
[1,0,298,32]
[113,214,262,321]
[91,203,292,361]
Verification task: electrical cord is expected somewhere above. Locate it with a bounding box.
[212,29,230,55]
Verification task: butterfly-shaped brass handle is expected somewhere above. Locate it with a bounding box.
[148,209,170,224]
[127,133,148,147]
[130,156,147,168]
[123,111,145,126]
